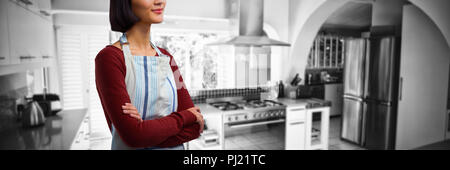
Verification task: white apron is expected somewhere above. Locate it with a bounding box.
[110,33,182,150]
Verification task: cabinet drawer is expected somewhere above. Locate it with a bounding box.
[285,121,306,150]
[287,107,306,121]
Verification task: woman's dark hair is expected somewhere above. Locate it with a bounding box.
[110,0,139,33]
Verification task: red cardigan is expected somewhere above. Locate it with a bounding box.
[95,45,200,148]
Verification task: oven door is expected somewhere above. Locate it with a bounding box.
[223,118,285,150]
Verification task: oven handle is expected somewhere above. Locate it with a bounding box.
[225,119,285,129]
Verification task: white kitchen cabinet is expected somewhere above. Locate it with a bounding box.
[70,114,91,150]
[186,111,223,150]
[0,0,10,65]
[324,83,343,116]
[8,1,40,64]
[286,121,306,150]
[39,19,55,61]
[7,0,54,64]
[285,106,306,150]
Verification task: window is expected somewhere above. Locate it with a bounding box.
[151,29,233,90]
[57,27,85,110]
[57,25,111,149]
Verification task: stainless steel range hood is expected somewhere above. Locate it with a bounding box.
[208,0,290,47]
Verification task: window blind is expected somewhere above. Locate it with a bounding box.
[57,26,112,149]
[57,29,85,110]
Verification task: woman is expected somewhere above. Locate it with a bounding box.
[95,0,204,150]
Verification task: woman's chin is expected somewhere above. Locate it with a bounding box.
[154,20,163,24]
[149,16,164,24]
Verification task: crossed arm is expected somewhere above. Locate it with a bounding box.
[95,46,203,148]
[122,103,204,147]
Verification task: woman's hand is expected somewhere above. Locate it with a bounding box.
[122,103,143,122]
[122,103,203,133]
[187,106,204,133]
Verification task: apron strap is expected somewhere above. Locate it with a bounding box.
[119,33,133,58]
[120,33,167,57]
[150,41,165,57]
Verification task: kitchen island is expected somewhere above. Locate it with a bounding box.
[0,109,87,150]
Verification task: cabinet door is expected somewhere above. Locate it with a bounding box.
[285,107,306,150]
[8,1,41,64]
[286,107,306,121]
[7,1,22,64]
[0,0,10,65]
[286,121,306,150]
[40,19,55,60]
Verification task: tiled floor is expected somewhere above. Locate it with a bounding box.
[89,135,111,150]
[327,116,365,150]
[83,116,449,150]
[225,124,285,150]
[224,117,365,150]
[88,116,364,150]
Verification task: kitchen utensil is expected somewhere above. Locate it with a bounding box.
[290,73,302,86]
[278,81,285,98]
[22,100,46,127]
[32,93,62,117]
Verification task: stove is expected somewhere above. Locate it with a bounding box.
[209,99,286,124]
[209,101,243,111]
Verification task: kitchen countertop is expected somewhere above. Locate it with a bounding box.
[195,97,331,114]
[274,98,310,108]
[0,109,87,150]
[196,103,222,115]
[275,98,331,108]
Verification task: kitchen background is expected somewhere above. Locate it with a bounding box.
[0,0,449,150]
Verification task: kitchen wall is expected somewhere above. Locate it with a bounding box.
[52,0,231,26]
[0,73,27,95]
[285,0,404,83]
[0,72,31,131]
[409,0,450,49]
[285,0,450,85]
[371,0,404,27]
[286,0,344,83]
[396,4,450,149]
[52,0,290,83]
[264,0,290,82]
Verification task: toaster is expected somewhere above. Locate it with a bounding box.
[33,93,62,117]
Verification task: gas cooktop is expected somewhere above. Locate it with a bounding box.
[209,99,284,111]
[209,99,286,124]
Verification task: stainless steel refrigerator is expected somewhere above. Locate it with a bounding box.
[341,35,400,150]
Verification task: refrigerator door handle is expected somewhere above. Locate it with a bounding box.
[399,77,403,101]
[364,38,371,99]
[365,98,393,106]
[343,94,364,102]
[361,102,367,146]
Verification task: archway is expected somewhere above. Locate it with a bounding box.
[288,0,450,81]
[288,0,450,150]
